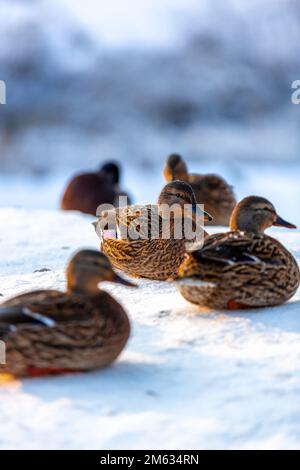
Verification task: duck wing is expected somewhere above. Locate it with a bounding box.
[0,289,130,376]
[0,290,95,331]
[196,232,265,266]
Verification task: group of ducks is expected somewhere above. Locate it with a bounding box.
[0,154,299,378]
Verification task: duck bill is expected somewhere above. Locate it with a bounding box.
[112,272,138,288]
[192,204,213,223]
[273,215,297,229]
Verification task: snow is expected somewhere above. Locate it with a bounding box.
[0,0,300,450]
[0,207,300,449]
[1,159,300,226]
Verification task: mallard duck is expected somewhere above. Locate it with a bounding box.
[93,181,212,280]
[0,250,135,377]
[163,153,236,226]
[175,196,300,310]
[60,161,132,216]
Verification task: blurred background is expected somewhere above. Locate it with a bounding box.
[0,0,299,220]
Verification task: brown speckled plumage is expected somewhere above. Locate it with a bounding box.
[163,154,236,226]
[94,181,211,280]
[176,196,300,310]
[0,250,132,377]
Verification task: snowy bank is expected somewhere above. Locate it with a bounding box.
[0,208,300,449]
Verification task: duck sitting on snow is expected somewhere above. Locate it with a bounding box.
[60,161,131,216]
[93,181,212,281]
[0,250,135,377]
[174,196,300,310]
[163,153,236,226]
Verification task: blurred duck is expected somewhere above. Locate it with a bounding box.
[0,250,135,377]
[93,181,212,280]
[163,153,236,226]
[175,196,299,310]
[61,161,131,216]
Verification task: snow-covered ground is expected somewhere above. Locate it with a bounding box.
[0,0,299,450]
[0,207,300,449]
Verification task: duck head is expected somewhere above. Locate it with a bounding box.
[66,249,136,294]
[230,196,297,234]
[163,154,189,182]
[158,180,212,223]
[99,161,120,185]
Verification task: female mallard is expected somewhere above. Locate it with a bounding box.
[163,153,236,226]
[175,196,300,310]
[94,181,212,281]
[0,250,135,377]
[61,161,132,216]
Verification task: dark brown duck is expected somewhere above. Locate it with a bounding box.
[61,162,131,216]
[94,181,212,281]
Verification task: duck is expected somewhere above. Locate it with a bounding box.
[60,161,132,216]
[174,196,300,310]
[93,181,212,281]
[0,250,135,377]
[163,153,236,226]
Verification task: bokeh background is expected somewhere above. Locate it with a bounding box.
[0,0,299,220]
